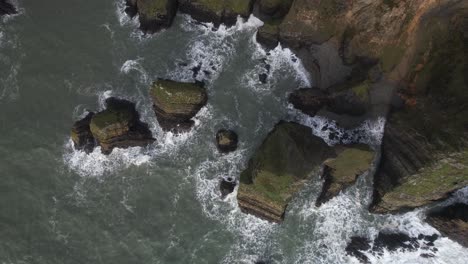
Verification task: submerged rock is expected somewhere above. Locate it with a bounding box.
[220,176,236,197]
[426,203,468,248]
[316,145,374,206]
[89,98,155,154]
[237,121,335,223]
[71,112,96,154]
[216,129,238,153]
[149,79,208,132]
[288,88,330,117]
[179,0,254,27]
[345,236,371,264]
[346,232,439,263]
[0,0,16,16]
[136,0,178,33]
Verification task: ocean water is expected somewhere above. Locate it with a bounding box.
[0,1,467,263]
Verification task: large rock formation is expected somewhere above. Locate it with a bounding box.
[288,88,329,117]
[86,98,155,154]
[370,9,468,213]
[237,122,375,222]
[238,122,335,222]
[179,0,254,27]
[254,0,294,49]
[149,79,207,132]
[126,0,178,33]
[426,203,468,248]
[216,129,238,153]
[0,0,16,16]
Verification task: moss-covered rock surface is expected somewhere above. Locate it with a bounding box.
[179,0,254,26]
[136,0,178,33]
[149,79,207,132]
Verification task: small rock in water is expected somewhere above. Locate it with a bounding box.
[259,73,268,84]
[220,176,236,197]
[216,129,238,153]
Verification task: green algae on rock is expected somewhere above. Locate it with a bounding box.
[89,98,155,155]
[237,121,335,222]
[215,129,238,153]
[149,79,208,132]
[136,0,178,33]
[316,145,375,206]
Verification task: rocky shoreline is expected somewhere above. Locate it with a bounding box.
[71,0,467,252]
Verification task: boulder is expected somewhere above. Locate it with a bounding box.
[316,145,374,206]
[0,0,16,16]
[89,98,155,154]
[288,88,330,117]
[237,121,336,223]
[136,0,178,33]
[426,203,468,248]
[71,112,96,153]
[149,79,208,132]
[220,176,236,197]
[216,129,238,153]
[178,0,254,27]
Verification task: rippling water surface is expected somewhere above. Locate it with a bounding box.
[0,1,467,263]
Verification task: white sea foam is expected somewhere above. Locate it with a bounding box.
[115,0,138,27]
[291,108,386,146]
[167,15,263,83]
[120,58,149,84]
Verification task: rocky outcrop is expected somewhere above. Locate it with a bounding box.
[370,10,468,213]
[149,79,207,132]
[88,98,155,154]
[134,0,178,33]
[288,88,329,117]
[254,0,294,49]
[316,145,375,206]
[179,0,254,27]
[426,203,468,248]
[71,112,96,154]
[0,0,16,16]
[238,122,335,222]
[346,232,439,263]
[216,129,238,153]
[238,122,376,222]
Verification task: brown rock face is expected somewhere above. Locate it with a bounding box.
[426,203,468,248]
[216,129,238,153]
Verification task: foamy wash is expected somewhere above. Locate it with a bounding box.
[0,0,466,263]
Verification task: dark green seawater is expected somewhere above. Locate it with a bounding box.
[1,1,467,263]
